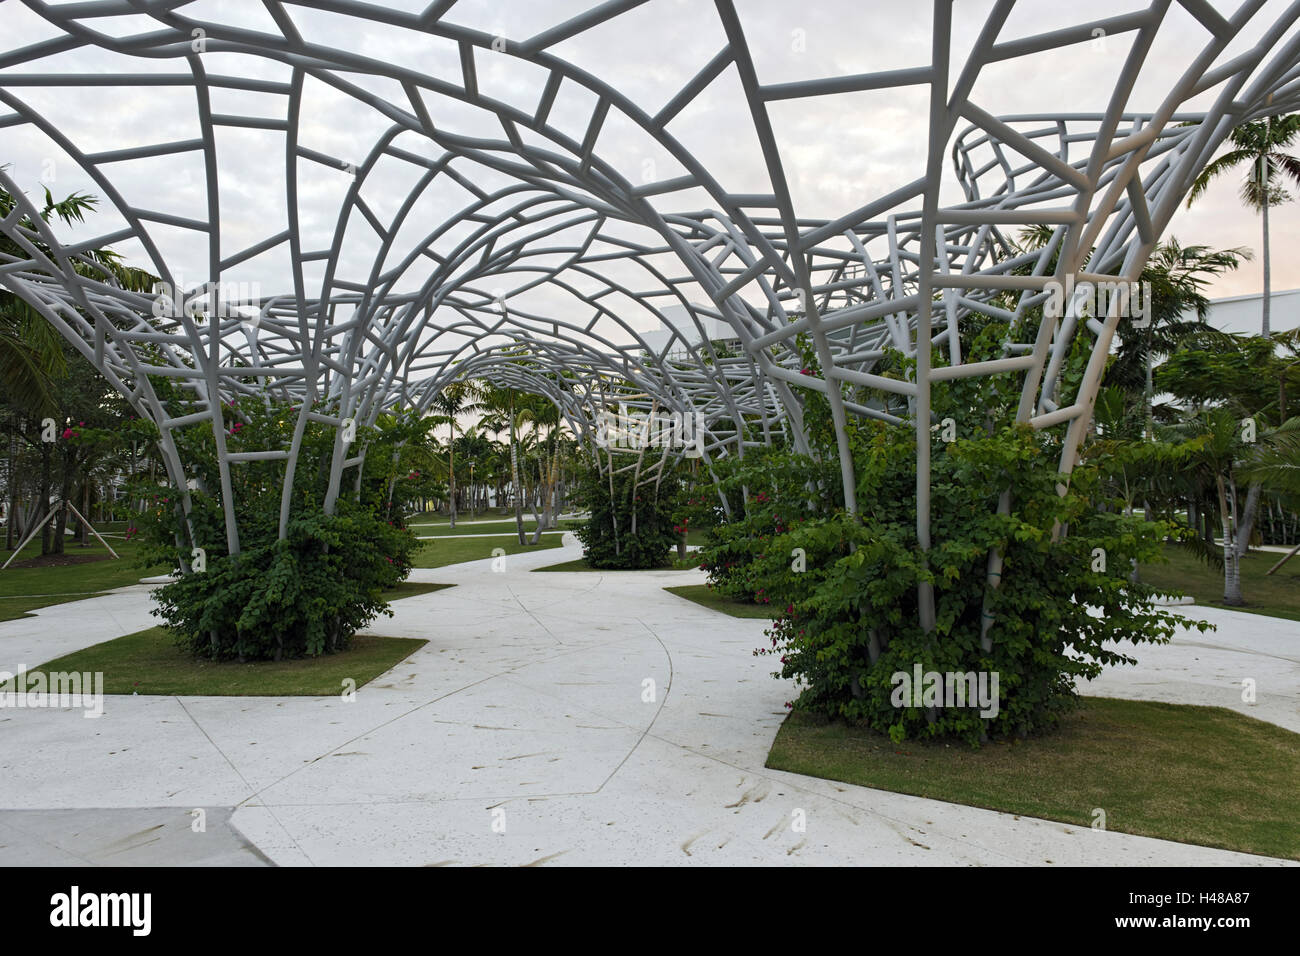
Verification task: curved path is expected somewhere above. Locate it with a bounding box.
[0,536,1295,866]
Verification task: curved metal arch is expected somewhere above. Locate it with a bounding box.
[3,0,1300,629]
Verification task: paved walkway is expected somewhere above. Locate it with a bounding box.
[0,535,1295,866]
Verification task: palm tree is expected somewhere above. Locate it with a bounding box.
[1118,239,1247,438]
[453,426,494,516]
[1173,408,1250,604]
[515,397,566,531]
[1167,407,1300,605]
[475,385,544,545]
[1014,227,1248,437]
[2,179,157,555]
[1,185,98,412]
[374,407,440,519]
[2,181,157,409]
[1186,113,1300,336]
[1236,416,1300,574]
[1087,388,1223,580]
[431,380,479,528]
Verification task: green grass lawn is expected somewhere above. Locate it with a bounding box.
[5,627,427,696]
[768,697,1300,860]
[1141,543,1300,621]
[410,519,559,536]
[530,557,597,572]
[405,511,517,525]
[381,581,454,600]
[0,537,165,623]
[664,583,777,618]
[0,542,450,625]
[684,528,709,547]
[95,520,134,533]
[532,556,698,572]
[411,534,563,569]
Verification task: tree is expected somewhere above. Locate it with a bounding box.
[1186,113,1300,336]
[372,407,442,520]
[431,380,479,528]
[43,350,131,554]
[1,186,95,413]
[1158,406,1299,605]
[1010,228,1247,436]
[1086,388,1221,582]
[1113,239,1247,438]
[1,179,156,412]
[1157,329,1300,573]
[475,384,532,544]
[1237,417,1300,574]
[452,426,495,516]
[1,178,157,556]
[515,396,565,534]
[1157,332,1294,418]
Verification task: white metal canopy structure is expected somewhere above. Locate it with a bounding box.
[2,1,1299,625]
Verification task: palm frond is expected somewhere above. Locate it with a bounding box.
[1169,521,1225,571]
[1187,149,1255,206]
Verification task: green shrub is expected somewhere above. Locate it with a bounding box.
[698,443,840,597]
[149,504,415,660]
[573,460,683,569]
[699,420,1208,746]
[131,396,420,660]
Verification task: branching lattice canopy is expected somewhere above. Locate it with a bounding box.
[2,1,1298,622]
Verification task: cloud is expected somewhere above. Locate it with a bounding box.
[2,0,1296,325]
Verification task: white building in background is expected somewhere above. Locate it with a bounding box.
[1181,288,1300,336]
[636,304,741,361]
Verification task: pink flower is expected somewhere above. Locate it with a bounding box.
[61,428,73,439]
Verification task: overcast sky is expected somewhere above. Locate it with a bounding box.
[1,0,1297,333]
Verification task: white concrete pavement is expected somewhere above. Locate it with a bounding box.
[0,584,158,677]
[0,534,1295,866]
[1090,605,1300,734]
